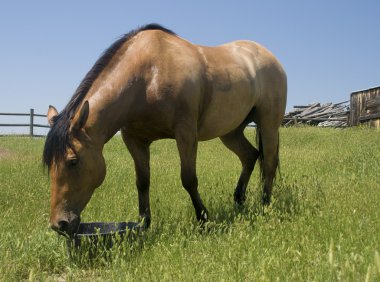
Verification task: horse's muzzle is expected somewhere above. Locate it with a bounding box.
[50,215,80,237]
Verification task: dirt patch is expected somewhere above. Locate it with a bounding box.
[0,148,11,160]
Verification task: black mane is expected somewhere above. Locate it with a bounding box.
[43,24,176,169]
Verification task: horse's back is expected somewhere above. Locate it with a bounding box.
[122,30,286,140]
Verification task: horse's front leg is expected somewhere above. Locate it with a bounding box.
[122,132,151,229]
[175,127,208,224]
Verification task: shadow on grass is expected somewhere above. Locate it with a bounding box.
[195,174,326,234]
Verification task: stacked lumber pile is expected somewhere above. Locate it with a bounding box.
[283,101,349,127]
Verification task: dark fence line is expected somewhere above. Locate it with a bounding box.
[0,109,49,137]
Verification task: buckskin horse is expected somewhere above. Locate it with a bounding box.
[43,24,287,236]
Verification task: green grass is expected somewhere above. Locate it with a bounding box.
[0,127,379,281]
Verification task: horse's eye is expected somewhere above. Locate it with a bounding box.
[68,158,79,167]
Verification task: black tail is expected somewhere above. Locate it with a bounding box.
[256,128,265,183]
[256,128,280,183]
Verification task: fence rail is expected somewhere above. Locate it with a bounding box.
[0,109,49,137]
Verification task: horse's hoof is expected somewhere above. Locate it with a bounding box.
[196,209,209,228]
[234,191,246,206]
[262,194,271,206]
[138,216,151,231]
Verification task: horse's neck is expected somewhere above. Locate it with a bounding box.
[85,100,122,145]
[83,43,141,146]
[84,92,126,146]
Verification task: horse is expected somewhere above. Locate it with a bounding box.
[43,24,287,236]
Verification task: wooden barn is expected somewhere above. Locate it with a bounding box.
[349,86,380,128]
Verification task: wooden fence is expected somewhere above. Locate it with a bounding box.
[349,86,380,128]
[0,109,49,137]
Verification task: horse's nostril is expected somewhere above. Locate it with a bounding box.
[58,220,69,232]
[51,220,69,234]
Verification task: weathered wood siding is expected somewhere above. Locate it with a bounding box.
[349,86,380,128]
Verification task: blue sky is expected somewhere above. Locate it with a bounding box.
[0,1,379,133]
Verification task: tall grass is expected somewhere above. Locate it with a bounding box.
[0,127,379,281]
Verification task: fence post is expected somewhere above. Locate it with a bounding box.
[30,108,34,137]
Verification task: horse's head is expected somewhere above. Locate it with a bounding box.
[44,102,106,237]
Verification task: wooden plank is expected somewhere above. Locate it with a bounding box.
[298,105,322,117]
[0,113,30,116]
[293,105,311,109]
[30,109,34,136]
[0,124,31,127]
[33,124,50,128]
[359,112,380,121]
[283,117,347,122]
[365,97,380,113]
[333,101,349,106]
[0,112,46,117]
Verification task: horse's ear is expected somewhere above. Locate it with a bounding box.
[47,105,58,127]
[71,101,89,132]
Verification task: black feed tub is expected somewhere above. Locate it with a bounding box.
[66,221,140,259]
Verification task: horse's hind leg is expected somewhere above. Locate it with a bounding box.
[121,132,152,228]
[220,128,259,205]
[258,127,280,205]
[175,128,208,223]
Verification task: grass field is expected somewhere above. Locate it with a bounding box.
[0,127,379,281]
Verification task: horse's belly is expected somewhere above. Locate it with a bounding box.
[197,88,255,140]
